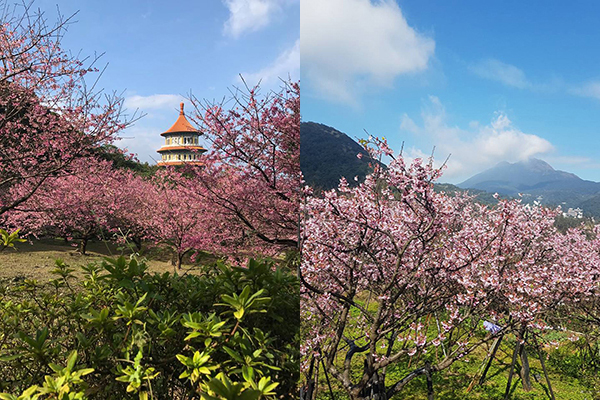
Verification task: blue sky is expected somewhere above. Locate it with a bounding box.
[301,0,600,183]
[35,0,299,163]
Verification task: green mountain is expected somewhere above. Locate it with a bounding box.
[300,122,376,190]
[94,144,158,177]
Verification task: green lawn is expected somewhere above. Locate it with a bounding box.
[0,238,207,280]
[314,337,598,399]
[308,297,600,400]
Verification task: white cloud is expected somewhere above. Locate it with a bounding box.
[243,39,299,87]
[116,125,164,164]
[569,80,600,100]
[469,59,530,89]
[124,94,185,111]
[223,0,292,38]
[469,58,564,93]
[400,96,554,182]
[301,0,435,104]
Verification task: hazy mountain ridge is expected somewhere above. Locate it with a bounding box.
[458,158,600,214]
[300,121,600,217]
[458,158,599,194]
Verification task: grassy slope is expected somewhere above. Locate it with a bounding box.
[309,296,597,400]
[314,339,595,400]
[0,239,205,280]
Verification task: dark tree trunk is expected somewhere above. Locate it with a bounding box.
[171,252,183,272]
[505,329,525,400]
[359,370,386,399]
[425,362,434,400]
[300,357,316,400]
[533,336,556,400]
[519,345,532,391]
[479,335,503,385]
[132,236,142,252]
[79,237,88,255]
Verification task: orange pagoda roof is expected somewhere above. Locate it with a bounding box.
[157,160,204,167]
[161,102,199,136]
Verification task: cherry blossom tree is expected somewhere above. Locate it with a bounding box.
[182,80,300,258]
[299,139,600,399]
[131,171,213,270]
[0,1,132,217]
[6,159,137,254]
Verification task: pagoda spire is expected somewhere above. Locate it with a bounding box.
[156,101,206,166]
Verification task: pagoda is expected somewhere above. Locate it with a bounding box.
[157,102,206,166]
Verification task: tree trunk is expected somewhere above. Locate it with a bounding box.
[519,345,532,391]
[425,362,434,400]
[533,336,556,400]
[79,237,88,255]
[172,252,183,273]
[300,357,316,400]
[504,340,521,400]
[477,335,504,386]
[132,237,142,252]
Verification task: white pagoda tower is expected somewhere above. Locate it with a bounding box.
[157,103,206,166]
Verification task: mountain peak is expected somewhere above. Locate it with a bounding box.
[458,157,596,196]
[519,158,555,172]
[494,158,553,171]
[300,121,375,190]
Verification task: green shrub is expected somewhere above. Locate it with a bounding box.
[0,256,299,399]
